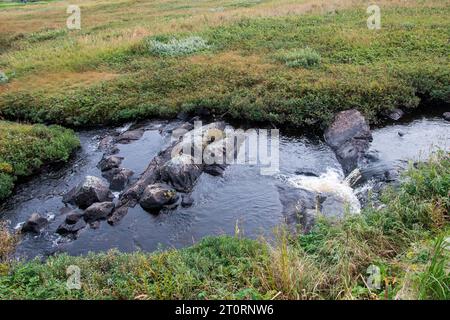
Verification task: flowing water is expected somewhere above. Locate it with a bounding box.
[1,115,448,259]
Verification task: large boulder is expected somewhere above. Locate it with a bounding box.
[159,154,203,192]
[139,183,179,213]
[63,176,114,209]
[324,109,372,174]
[84,202,115,222]
[21,213,48,233]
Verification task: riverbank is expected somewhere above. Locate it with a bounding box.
[0,152,448,299]
[0,121,80,201]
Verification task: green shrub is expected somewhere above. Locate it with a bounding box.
[146,36,210,57]
[0,121,80,201]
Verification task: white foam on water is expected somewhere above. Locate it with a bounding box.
[117,122,134,134]
[286,168,361,213]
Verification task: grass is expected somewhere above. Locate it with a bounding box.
[0,0,448,128]
[0,152,448,300]
[0,121,80,201]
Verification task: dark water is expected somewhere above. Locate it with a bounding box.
[1,116,448,259]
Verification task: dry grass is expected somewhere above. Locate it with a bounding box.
[0,221,18,263]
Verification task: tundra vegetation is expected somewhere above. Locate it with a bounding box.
[0,0,448,300]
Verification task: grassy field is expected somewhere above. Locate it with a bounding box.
[0,0,448,127]
[0,153,448,299]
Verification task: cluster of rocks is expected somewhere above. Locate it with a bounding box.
[108,121,241,224]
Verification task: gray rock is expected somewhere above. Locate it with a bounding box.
[181,194,194,208]
[98,155,123,171]
[63,176,114,209]
[57,219,86,235]
[139,183,179,213]
[443,112,450,121]
[159,154,203,192]
[387,108,404,121]
[21,213,48,233]
[103,168,134,191]
[84,202,115,222]
[277,185,318,234]
[116,129,145,144]
[324,109,372,174]
[203,164,227,176]
[65,211,84,225]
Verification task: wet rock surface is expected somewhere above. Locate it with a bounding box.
[63,176,113,209]
[84,202,115,222]
[21,213,48,233]
[324,109,373,175]
[139,183,180,213]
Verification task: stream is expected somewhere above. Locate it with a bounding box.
[1,114,448,260]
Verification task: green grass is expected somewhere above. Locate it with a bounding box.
[0,152,448,299]
[0,121,80,200]
[0,4,449,128]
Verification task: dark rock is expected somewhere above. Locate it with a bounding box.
[159,154,203,192]
[176,111,190,121]
[387,108,404,121]
[57,219,86,235]
[319,194,346,219]
[203,164,227,176]
[139,183,179,213]
[103,168,134,191]
[398,131,405,137]
[277,185,318,234]
[181,194,194,208]
[89,221,101,229]
[116,129,145,144]
[65,211,84,225]
[84,202,115,222]
[324,109,372,174]
[63,176,114,209]
[98,136,114,151]
[21,213,48,233]
[443,112,450,121]
[98,155,123,171]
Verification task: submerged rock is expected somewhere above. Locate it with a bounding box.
[57,219,86,235]
[387,108,404,121]
[324,109,372,174]
[139,183,179,213]
[181,194,194,208]
[203,164,227,176]
[63,176,114,209]
[84,202,115,222]
[21,213,48,233]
